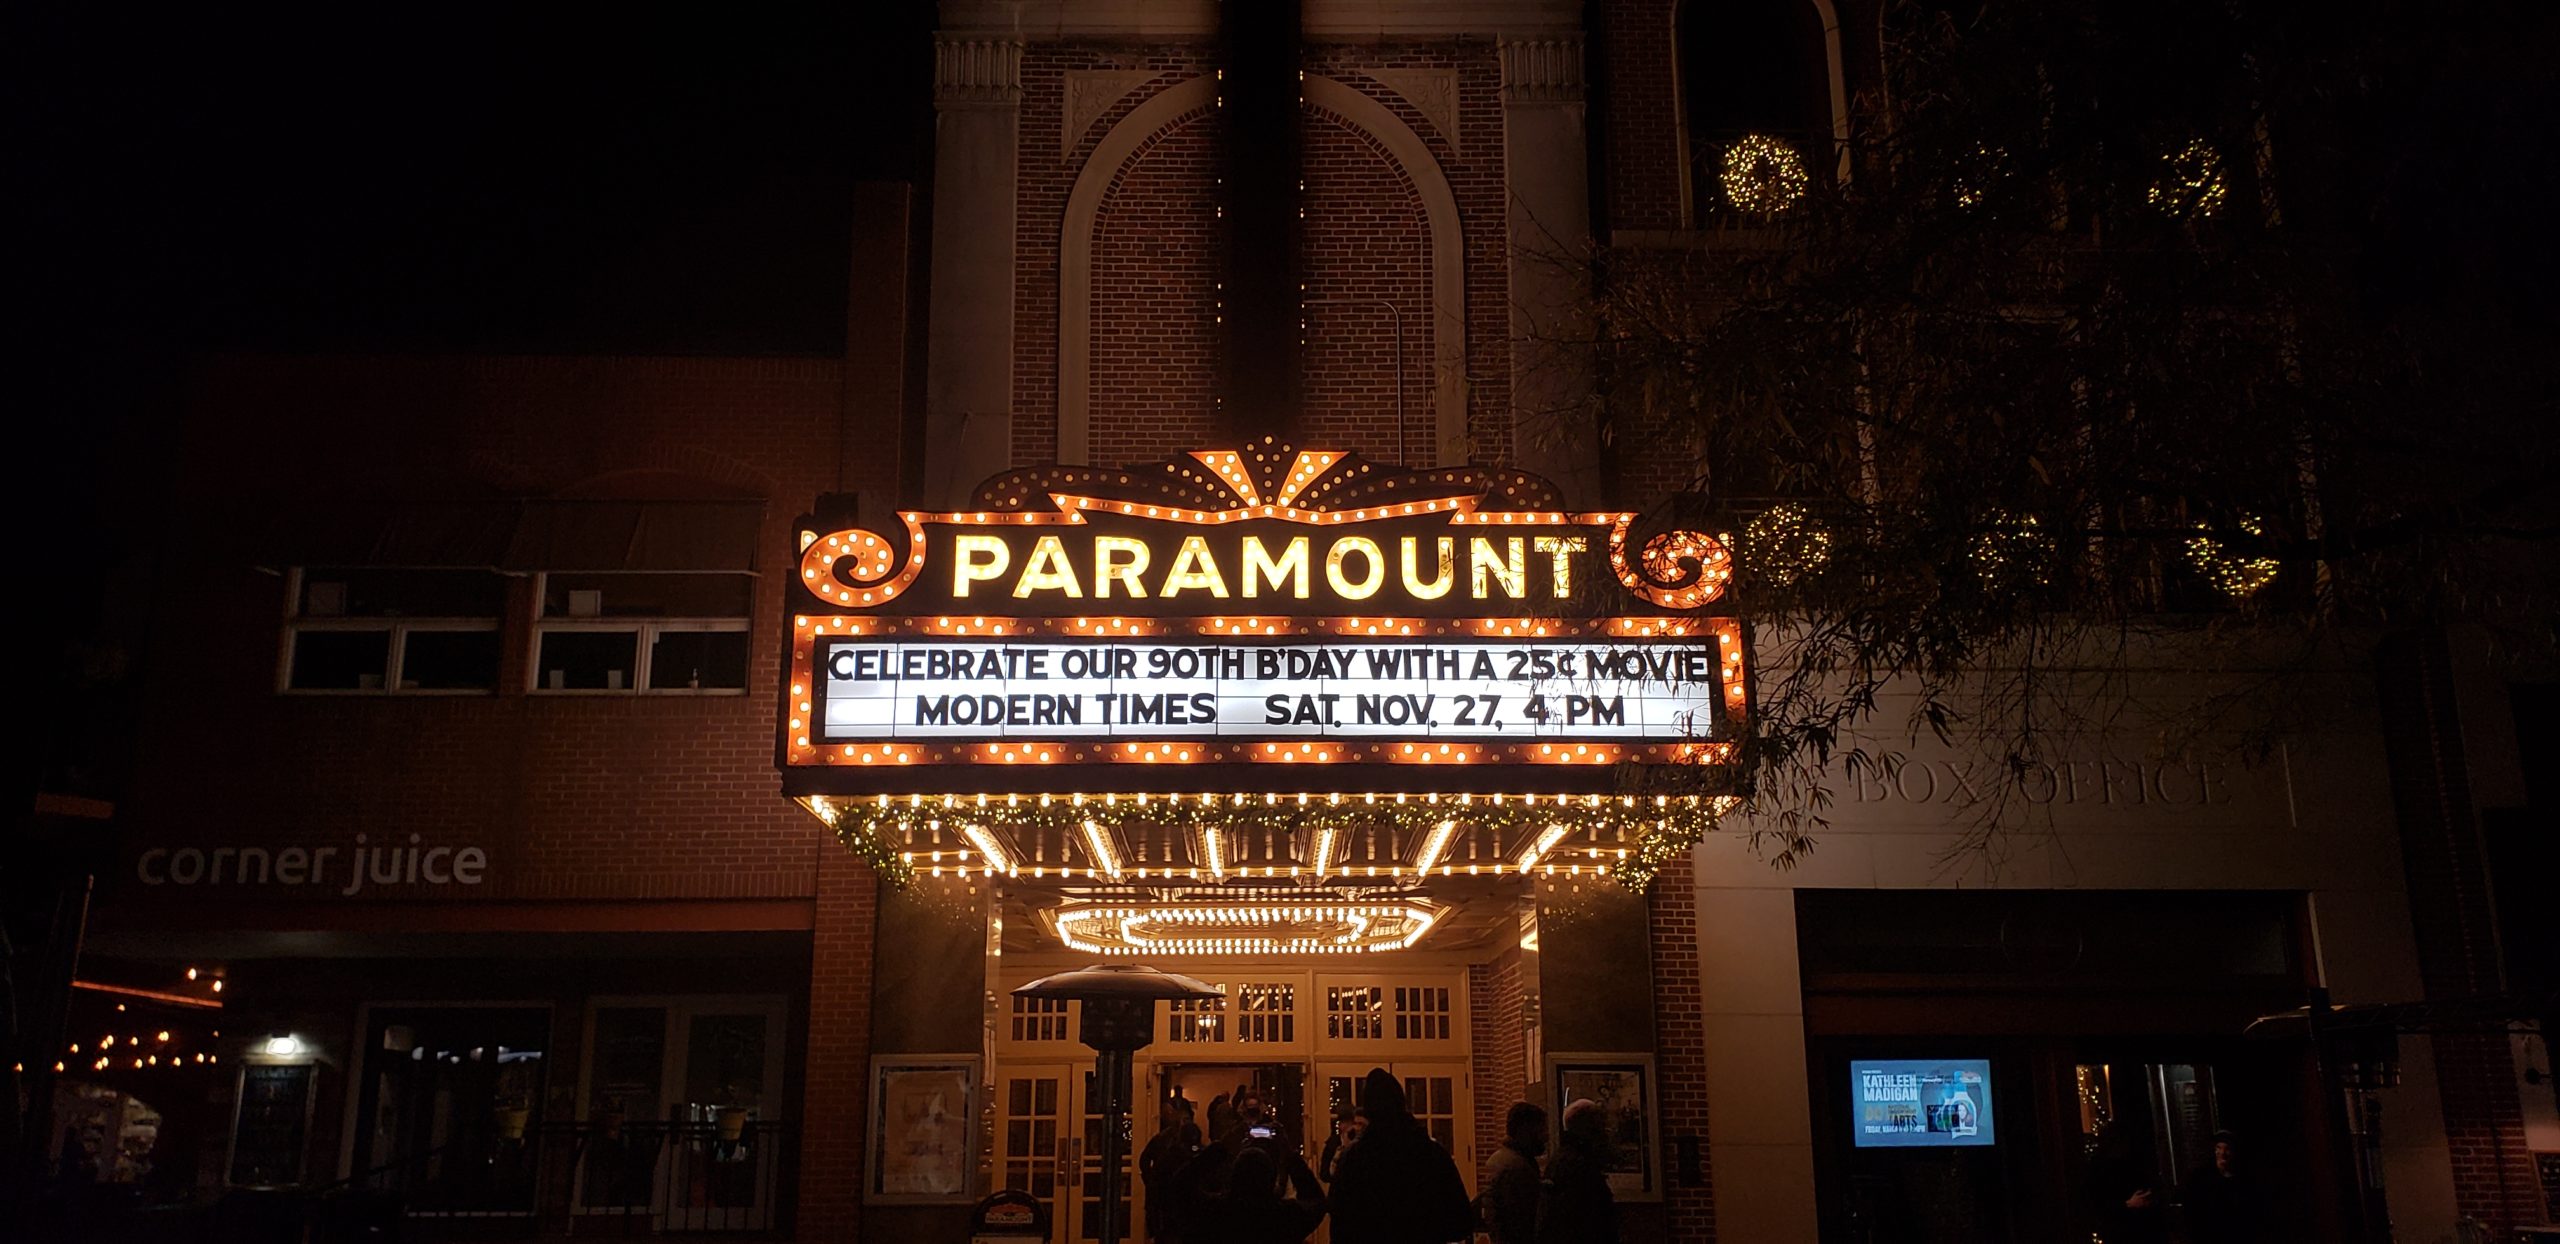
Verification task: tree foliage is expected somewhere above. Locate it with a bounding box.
[1586,0,2559,867]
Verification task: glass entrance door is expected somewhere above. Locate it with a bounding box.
[995,1064,1075,1244]
[993,1063,1138,1244]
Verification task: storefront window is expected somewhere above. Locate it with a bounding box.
[353,1006,550,1217]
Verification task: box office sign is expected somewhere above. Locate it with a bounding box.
[782,445,1746,782]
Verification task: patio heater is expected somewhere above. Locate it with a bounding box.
[1012,965,1219,1244]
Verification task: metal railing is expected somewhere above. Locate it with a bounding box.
[325,1119,795,1240]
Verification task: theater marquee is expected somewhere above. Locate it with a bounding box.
[780,442,1745,794]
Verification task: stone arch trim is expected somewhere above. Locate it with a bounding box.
[1057,73,1468,466]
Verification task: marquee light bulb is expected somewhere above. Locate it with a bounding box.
[1078,819,1123,881]
[960,824,1014,875]
[1412,819,1459,876]
[1516,824,1570,871]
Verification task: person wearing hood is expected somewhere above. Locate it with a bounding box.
[1189,1141,1328,1244]
[1478,1101,1547,1244]
[1537,1099,1617,1244]
[1327,1068,1474,1244]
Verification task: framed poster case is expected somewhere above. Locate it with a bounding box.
[1548,1052,1664,1202]
[867,1055,981,1204]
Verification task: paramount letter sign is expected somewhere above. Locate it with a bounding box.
[781,443,1746,791]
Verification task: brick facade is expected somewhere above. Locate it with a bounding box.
[129,354,856,903]
[1011,42,1513,469]
[1596,0,1686,233]
[797,843,880,1241]
[1469,946,1529,1178]
[111,351,893,1241]
[1648,879,1715,1243]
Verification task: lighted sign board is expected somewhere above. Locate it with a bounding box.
[782,443,1743,787]
[1850,1059,1995,1148]
[819,638,1725,741]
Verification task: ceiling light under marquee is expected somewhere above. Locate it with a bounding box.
[1051,900,1443,957]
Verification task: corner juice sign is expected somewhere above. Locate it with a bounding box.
[781,442,1744,789]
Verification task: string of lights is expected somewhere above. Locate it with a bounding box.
[805,790,1736,893]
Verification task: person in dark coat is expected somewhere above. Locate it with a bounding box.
[1139,1099,1199,1244]
[1479,1101,1547,1244]
[1537,1099,1617,1244]
[1190,1142,1327,1244]
[2180,1131,2262,1244]
[1327,1069,1474,1244]
[1318,1103,1365,1184]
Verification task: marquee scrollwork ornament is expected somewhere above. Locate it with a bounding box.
[1609,526,1734,609]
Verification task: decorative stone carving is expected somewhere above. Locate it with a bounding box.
[935,39,1022,106]
[1366,67,1462,153]
[1063,69,1161,155]
[1499,37,1584,104]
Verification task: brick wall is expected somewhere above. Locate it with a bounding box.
[1596,0,1685,233]
[2376,631,2544,1233]
[1011,50,1212,467]
[1649,879,1715,1243]
[1468,945,1528,1180]
[796,846,879,1241]
[1088,94,1225,463]
[1013,42,1514,471]
[119,354,862,905]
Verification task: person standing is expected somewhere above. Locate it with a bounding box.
[1479,1102,1547,1244]
[1538,1099,1617,1244]
[1319,1104,1366,1184]
[1140,1099,1199,1244]
[1327,1069,1474,1244]
[2181,1131,2262,1244]
[1191,1143,1329,1244]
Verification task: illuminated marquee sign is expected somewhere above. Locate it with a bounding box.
[783,442,1743,787]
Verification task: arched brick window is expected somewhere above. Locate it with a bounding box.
[1676,0,1838,222]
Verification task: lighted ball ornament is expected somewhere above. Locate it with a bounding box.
[1742,502,1834,587]
[1720,133,1810,217]
[2147,139,2229,220]
[1950,144,2009,211]
[1967,510,2055,592]
[2184,515,2281,600]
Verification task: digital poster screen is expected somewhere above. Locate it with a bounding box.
[1850,1059,1995,1148]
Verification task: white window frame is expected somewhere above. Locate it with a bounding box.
[526,572,751,696]
[277,568,503,696]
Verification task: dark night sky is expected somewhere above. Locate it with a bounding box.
[23,6,933,357]
[18,5,935,600]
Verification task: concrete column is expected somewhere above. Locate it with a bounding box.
[924,37,1021,504]
[1499,37,1602,504]
[1694,881,1819,1243]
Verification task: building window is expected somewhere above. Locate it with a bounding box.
[282,568,504,693]
[530,573,751,694]
[1167,994,1227,1043]
[1677,0,1837,222]
[1393,985,1451,1041]
[1011,996,1069,1043]
[1326,985,1384,1041]
[1235,983,1295,1043]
